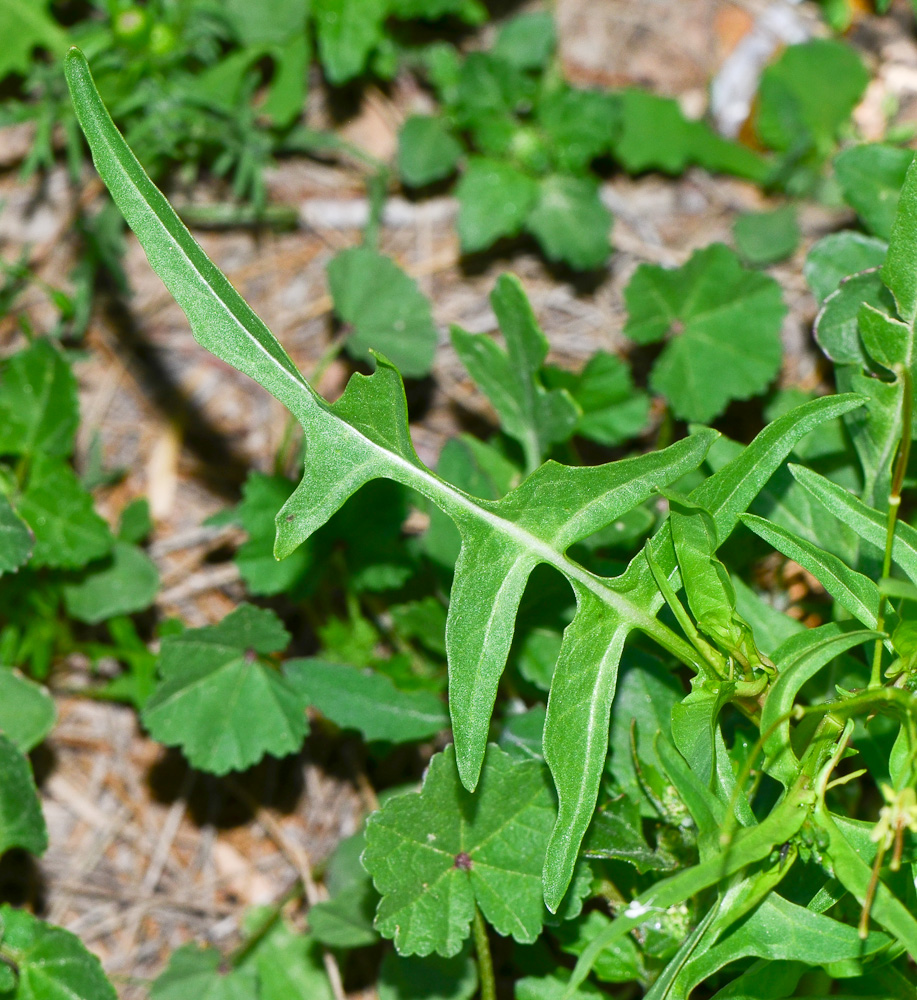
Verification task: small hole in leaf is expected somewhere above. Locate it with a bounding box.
[454,851,473,870]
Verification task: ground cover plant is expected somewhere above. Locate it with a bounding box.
[9,3,917,999]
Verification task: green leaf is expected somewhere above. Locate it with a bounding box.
[813,270,894,367]
[554,910,643,984]
[398,115,463,187]
[813,805,917,958]
[390,0,486,22]
[391,597,448,658]
[324,831,369,897]
[263,33,311,128]
[708,961,806,1000]
[188,48,266,113]
[761,623,880,785]
[0,734,47,857]
[451,274,579,471]
[0,906,117,999]
[228,472,312,596]
[747,461,857,566]
[452,53,534,131]
[882,154,917,327]
[500,704,547,760]
[424,435,518,567]
[732,576,804,656]
[284,659,448,742]
[65,56,864,912]
[17,456,113,570]
[235,915,333,1000]
[740,514,885,631]
[492,12,555,70]
[755,40,869,156]
[606,650,681,802]
[564,792,814,994]
[525,175,612,270]
[838,367,904,510]
[62,541,159,625]
[859,301,910,371]
[308,882,379,948]
[583,795,677,873]
[313,0,387,84]
[804,231,887,303]
[328,246,437,379]
[835,144,914,240]
[256,933,332,1000]
[623,243,785,422]
[676,894,889,993]
[223,0,308,45]
[438,432,715,794]
[150,945,257,1000]
[0,339,79,458]
[0,0,66,80]
[363,744,578,956]
[378,945,477,1000]
[516,973,603,999]
[670,682,736,800]
[541,352,650,447]
[65,52,319,428]
[663,490,758,664]
[455,157,539,253]
[791,463,917,586]
[142,605,307,775]
[0,669,55,753]
[118,497,153,544]
[0,494,32,575]
[733,206,799,266]
[654,732,723,839]
[613,90,769,182]
[535,87,617,174]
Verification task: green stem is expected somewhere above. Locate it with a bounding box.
[655,403,673,452]
[176,202,299,231]
[363,168,390,251]
[473,906,496,1000]
[872,367,912,687]
[274,414,300,477]
[309,334,347,389]
[646,546,726,678]
[228,881,304,968]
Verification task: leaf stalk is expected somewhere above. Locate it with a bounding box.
[472,905,497,1000]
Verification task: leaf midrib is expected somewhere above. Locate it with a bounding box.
[337,419,669,640]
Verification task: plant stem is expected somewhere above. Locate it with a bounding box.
[871,367,912,687]
[363,168,390,251]
[472,906,496,1000]
[228,881,304,967]
[309,334,348,390]
[655,403,673,452]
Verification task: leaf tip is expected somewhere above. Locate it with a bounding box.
[64,46,87,75]
[541,873,564,915]
[454,745,482,793]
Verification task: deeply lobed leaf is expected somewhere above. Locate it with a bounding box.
[65,49,866,911]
